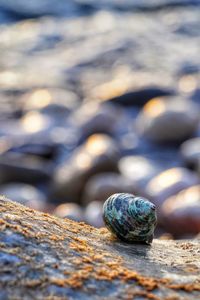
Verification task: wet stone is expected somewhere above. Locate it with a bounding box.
[84,200,104,228]
[82,173,136,205]
[53,203,84,222]
[105,86,174,107]
[144,167,200,215]
[69,102,124,141]
[21,88,79,122]
[118,155,162,194]
[180,137,200,171]
[161,185,200,237]
[51,134,120,203]
[19,111,53,134]
[9,141,58,160]
[0,183,46,211]
[0,152,53,183]
[136,97,199,144]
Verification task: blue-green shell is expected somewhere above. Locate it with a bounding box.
[103,193,157,244]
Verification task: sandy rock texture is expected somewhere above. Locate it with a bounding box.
[0,197,199,300]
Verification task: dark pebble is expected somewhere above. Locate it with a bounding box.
[51,134,120,203]
[82,172,135,204]
[136,97,199,144]
[0,183,46,211]
[161,185,200,237]
[180,137,200,171]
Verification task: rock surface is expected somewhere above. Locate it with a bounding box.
[0,197,199,300]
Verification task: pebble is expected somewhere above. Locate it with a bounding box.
[53,203,83,222]
[69,102,123,141]
[51,134,120,203]
[0,183,46,211]
[144,167,200,211]
[84,201,104,228]
[9,141,58,160]
[106,86,173,107]
[82,173,135,204]
[0,152,53,183]
[0,1,200,239]
[20,111,52,134]
[161,185,200,237]
[118,155,161,194]
[21,88,79,121]
[136,97,199,144]
[180,137,200,171]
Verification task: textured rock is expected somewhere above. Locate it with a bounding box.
[0,197,200,300]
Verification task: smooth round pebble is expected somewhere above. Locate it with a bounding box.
[51,134,120,203]
[21,88,79,113]
[53,203,83,222]
[0,152,53,183]
[145,167,200,210]
[180,137,200,171]
[0,183,46,211]
[82,172,135,204]
[136,97,199,143]
[118,155,161,194]
[161,185,200,237]
[84,201,104,228]
[69,102,123,140]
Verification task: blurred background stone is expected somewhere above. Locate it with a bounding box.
[105,86,174,107]
[51,134,120,203]
[69,102,124,141]
[21,88,79,120]
[0,0,200,239]
[136,97,199,144]
[0,152,53,184]
[118,155,162,194]
[82,172,135,204]
[0,183,46,211]
[84,200,104,228]
[53,202,84,222]
[180,137,200,172]
[144,167,200,212]
[161,185,200,238]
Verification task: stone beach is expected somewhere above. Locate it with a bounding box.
[0,1,200,298]
[0,0,199,238]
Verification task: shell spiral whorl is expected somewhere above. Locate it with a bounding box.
[103,193,157,244]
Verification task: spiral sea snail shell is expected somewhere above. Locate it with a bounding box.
[103,193,157,244]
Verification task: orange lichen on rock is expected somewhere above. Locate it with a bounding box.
[168,283,200,292]
[126,290,161,300]
[0,197,200,300]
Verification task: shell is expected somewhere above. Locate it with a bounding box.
[103,193,157,244]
